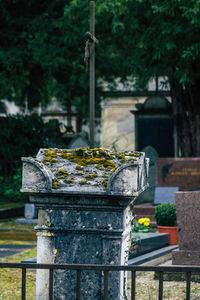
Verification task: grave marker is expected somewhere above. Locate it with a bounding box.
[154,187,179,205]
[172,191,200,265]
[21,148,149,299]
[24,204,38,219]
[138,146,158,202]
[157,158,200,191]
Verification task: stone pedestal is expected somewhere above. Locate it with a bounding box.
[21,148,149,299]
[172,191,200,265]
[32,194,133,299]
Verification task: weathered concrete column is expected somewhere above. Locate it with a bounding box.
[21,148,149,299]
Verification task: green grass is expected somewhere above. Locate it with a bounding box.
[0,203,25,210]
[0,240,36,245]
[0,247,37,299]
[0,219,34,231]
[0,219,36,241]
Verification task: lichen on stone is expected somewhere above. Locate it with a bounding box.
[74,148,85,156]
[75,172,83,176]
[55,168,69,178]
[102,173,109,178]
[127,158,137,162]
[116,153,125,160]
[96,165,105,170]
[79,180,88,185]
[61,153,73,160]
[51,158,58,163]
[102,180,108,187]
[52,179,60,189]
[44,149,58,157]
[37,147,143,191]
[84,174,98,179]
[64,178,75,184]
[75,165,84,170]
[128,152,142,157]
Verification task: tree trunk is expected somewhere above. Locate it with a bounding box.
[170,80,200,157]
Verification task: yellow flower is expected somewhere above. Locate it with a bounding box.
[144,221,150,226]
[138,218,144,224]
[144,217,150,222]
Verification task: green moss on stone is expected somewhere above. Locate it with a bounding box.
[61,153,74,160]
[75,165,84,170]
[44,149,58,157]
[102,173,109,178]
[102,160,116,169]
[64,178,75,184]
[75,148,85,156]
[129,152,142,157]
[96,165,105,170]
[52,179,60,189]
[116,153,125,160]
[79,180,88,185]
[55,168,68,178]
[84,174,98,179]
[75,172,83,175]
[127,158,137,162]
[51,159,58,163]
[102,180,108,187]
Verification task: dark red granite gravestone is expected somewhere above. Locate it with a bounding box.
[157,158,200,191]
[172,191,200,265]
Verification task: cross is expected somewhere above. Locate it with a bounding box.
[84,1,98,149]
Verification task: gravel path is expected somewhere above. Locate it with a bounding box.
[0,244,35,258]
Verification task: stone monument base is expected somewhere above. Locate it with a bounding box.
[172,248,200,265]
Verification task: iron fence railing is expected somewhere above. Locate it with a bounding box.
[0,262,200,300]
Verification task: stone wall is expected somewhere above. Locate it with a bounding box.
[101,96,146,151]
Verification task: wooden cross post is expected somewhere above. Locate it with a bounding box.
[89,1,95,149]
[84,1,98,148]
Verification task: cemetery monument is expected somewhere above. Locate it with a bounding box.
[21,147,149,299]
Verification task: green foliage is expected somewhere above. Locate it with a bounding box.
[0,167,27,202]
[0,114,48,202]
[0,1,200,154]
[154,203,177,227]
[0,0,136,119]
[0,114,47,160]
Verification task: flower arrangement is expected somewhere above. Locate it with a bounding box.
[129,217,152,258]
[132,217,151,233]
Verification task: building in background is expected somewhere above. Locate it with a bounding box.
[100,77,176,157]
[100,77,174,203]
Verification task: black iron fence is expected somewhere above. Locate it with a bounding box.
[0,262,200,300]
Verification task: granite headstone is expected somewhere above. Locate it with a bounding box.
[172,191,200,265]
[157,158,200,191]
[137,146,158,203]
[154,187,179,205]
[24,204,38,219]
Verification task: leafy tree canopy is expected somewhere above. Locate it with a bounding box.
[0,0,200,155]
[0,0,128,114]
[117,0,200,156]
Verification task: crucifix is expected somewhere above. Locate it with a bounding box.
[84,1,98,149]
